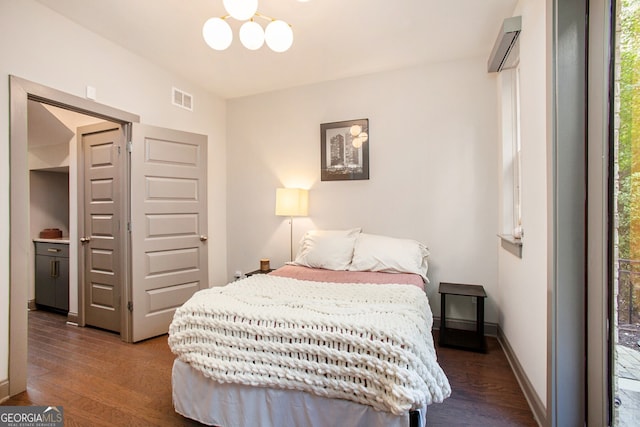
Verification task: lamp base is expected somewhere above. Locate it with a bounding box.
[289,216,294,262]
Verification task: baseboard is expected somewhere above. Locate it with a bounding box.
[497,326,546,427]
[66,312,79,326]
[432,316,498,337]
[0,379,9,404]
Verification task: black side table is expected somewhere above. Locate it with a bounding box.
[438,282,487,353]
[245,269,274,277]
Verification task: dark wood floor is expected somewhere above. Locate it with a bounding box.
[3,310,537,426]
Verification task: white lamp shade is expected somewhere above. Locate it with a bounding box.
[275,188,308,216]
[223,0,259,21]
[202,17,233,50]
[240,20,265,50]
[265,20,293,52]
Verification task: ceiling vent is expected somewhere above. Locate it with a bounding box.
[172,87,193,111]
[487,16,521,73]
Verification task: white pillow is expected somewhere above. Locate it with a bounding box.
[348,233,430,281]
[292,228,361,271]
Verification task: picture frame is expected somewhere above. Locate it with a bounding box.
[320,118,369,181]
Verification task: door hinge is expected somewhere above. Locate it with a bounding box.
[127,141,133,153]
[127,301,133,312]
[127,222,132,232]
[117,145,121,155]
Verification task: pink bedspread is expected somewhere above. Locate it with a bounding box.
[269,265,425,290]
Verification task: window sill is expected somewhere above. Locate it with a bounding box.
[498,234,523,258]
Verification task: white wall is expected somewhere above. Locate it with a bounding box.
[29,171,70,240]
[28,144,70,171]
[497,0,548,406]
[0,0,547,409]
[0,0,227,387]
[226,57,500,322]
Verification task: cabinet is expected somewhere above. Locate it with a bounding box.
[35,241,69,312]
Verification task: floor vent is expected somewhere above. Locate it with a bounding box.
[172,87,193,111]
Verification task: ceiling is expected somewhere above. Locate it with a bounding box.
[35,0,518,99]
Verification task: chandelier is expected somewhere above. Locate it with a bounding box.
[203,0,295,52]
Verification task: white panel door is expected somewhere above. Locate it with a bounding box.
[130,124,208,342]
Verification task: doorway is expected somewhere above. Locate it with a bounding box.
[9,76,210,397]
[8,76,139,395]
[27,101,113,325]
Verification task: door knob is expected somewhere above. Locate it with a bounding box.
[200,235,208,242]
[80,237,91,243]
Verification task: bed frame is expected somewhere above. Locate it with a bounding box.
[172,359,428,427]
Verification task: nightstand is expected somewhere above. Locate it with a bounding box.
[245,269,274,277]
[438,282,487,353]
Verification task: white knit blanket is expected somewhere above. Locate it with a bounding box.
[168,275,451,415]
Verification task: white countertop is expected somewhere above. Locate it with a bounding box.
[33,237,70,244]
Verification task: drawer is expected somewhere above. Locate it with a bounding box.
[35,242,69,258]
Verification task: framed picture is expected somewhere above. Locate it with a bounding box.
[320,118,369,181]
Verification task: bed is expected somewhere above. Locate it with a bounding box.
[168,230,451,426]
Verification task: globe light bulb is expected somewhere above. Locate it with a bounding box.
[223,0,259,21]
[350,125,362,137]
[240,20,265,50]
[358,131,368,142]
[202,17,233,50]
[265,20,293,52]
[352,137,363,148]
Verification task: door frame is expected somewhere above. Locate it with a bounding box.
[547,0,588,424]
[586,0,613,425]
[548,0,614,424]
[8,76,139,395]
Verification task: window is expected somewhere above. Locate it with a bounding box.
[499,65,523,248]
